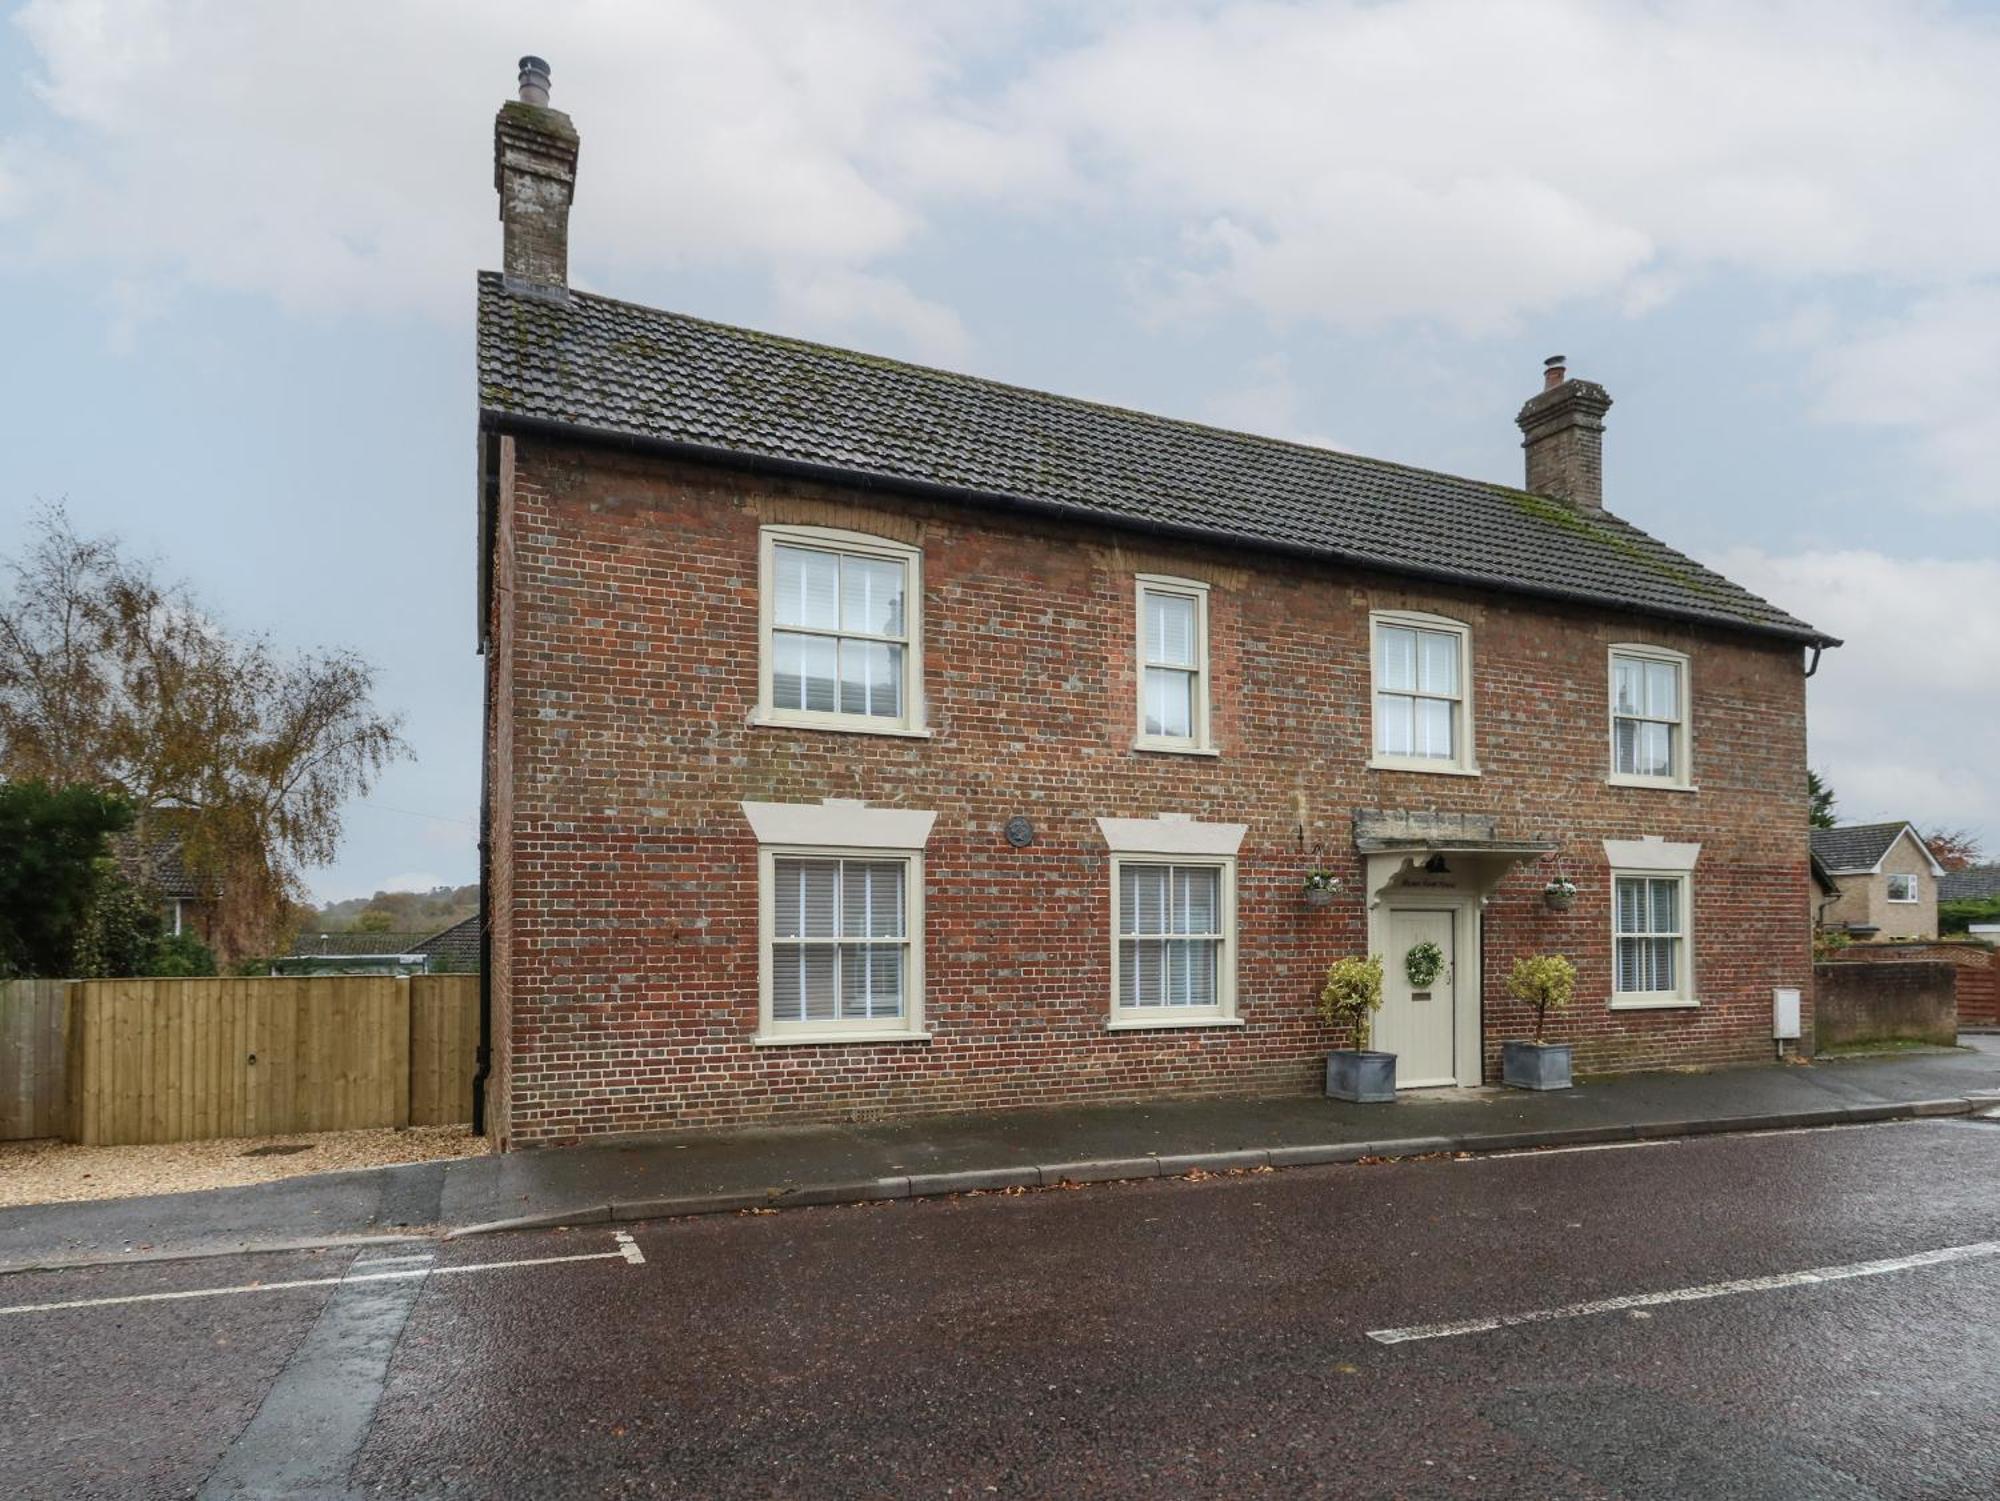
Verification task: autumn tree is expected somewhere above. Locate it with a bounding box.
[0,506,408,958]
[1923,828,1984,872]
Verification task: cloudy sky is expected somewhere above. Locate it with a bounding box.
[3,0,1996,900]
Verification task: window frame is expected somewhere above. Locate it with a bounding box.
[1367,610,1477,776]
[756,843,927,1045]
[1132,575,1215,755]
[1885,873,1920,903]
[1609,869,1696,1010]
[1108,853,1238,1029]
[1607,643,1694,791]
[754,524,928,738]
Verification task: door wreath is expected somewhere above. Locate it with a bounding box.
[1404,940,1445,989]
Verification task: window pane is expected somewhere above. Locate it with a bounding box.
[1121,865,1169,937]
[1413,697,1454,759]
[1615,938,1638,993]
[1648,937,1676,993]
[838,639,901,718]
[1145,667,1194,739]
[1644,661,1679,719]
[774,545,839,630]
[1377,626,1416,692]
[1417,630,1459,695]
[1145,591,1197,666]
[1615,877,1644,935]
[1635,720,1672,778]
[1122,937,1165,1007]
[1168,938,1217,1007]
[839,861,905,939]
[840,555,905,637]
[1613,658,1643,717]
[775,859,839,938]
[774,944,838,1021]
[1614,716,1638,775]
[774,631,837,712]
[1376,693,1414,756]
[1174,867,1219,935]
[1650,878,1679,934]
[839,945,904,1020]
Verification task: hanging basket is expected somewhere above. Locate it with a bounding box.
[1543,879,1577,912]
[1303,884,1336,909]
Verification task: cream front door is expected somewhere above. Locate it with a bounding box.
[1376,908,1456,1088]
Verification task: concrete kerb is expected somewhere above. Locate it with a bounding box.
[444,1096,1991,1237]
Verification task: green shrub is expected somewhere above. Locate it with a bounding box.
[1506,954,1577,1043]
[1320,954,1385,1051]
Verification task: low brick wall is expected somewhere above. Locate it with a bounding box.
[1822,941,1997,1026]
[1812,961,1957,1049]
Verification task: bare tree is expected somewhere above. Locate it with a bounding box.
[0,505,409,957]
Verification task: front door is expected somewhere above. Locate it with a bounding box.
[1376,908,1456,1088]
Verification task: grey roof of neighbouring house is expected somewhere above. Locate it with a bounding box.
[414,914,481,968]
[289,932,432,958]
[1940,865,2000,902]
[1811,823,1930,874]
[476,274,1833,648]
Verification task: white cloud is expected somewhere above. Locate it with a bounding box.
[1201,353,1344,449]
[773,267,972,367]
[378,870,446,895]
[1799,285,2000,513]
[1719,547,2000,853]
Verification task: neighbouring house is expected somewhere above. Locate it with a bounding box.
[415,914,482,972]
[1939,865,2000,906]
[280,932,436,976]
[1810,823,1944,941]
[112,834,218,947]
[474,61,1837,1147]
[1810,849,1842,932]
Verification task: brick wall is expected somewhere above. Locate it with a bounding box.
[487,439,1815,1145]
[1813,960,1957,1048]
[1823,941,1996,1027]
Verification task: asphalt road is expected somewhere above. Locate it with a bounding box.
[3,1116,1996,1499]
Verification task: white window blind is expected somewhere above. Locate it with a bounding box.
[1613,654,1683,779]
[1139,586,1203,744]
[770,857,909,1022]
[771,544,908,720]
[1615,875,1684,995]
[1118,863,1222,1010]
[1375,623,1461,761]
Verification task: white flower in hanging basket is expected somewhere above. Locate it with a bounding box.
[1542,877,1578,911]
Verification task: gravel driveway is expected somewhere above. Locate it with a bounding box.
[0,1125,482,1207]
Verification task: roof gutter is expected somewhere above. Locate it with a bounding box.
[480,410,1841,652]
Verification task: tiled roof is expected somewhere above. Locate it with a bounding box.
[1811,823,1919,873]
[111,833,208,901]
[477,274,1833,646]
[289,932,432,958]
[415,914,482,968]
[1940,866,2000,902]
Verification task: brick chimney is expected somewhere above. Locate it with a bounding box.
[494,56,578,297]
[1515,355,1613,508]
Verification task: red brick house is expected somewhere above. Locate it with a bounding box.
[473,64,1837,1147]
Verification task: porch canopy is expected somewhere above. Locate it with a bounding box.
[1354,809,1558,907]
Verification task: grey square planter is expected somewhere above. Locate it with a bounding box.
[1326,1050,1397,1102]
[1503,1040,1573,1091]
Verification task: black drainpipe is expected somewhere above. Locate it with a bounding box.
[471,436,498,1140]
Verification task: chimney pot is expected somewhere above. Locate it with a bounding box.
[1515,358,1612,508]
[517,55,551,106]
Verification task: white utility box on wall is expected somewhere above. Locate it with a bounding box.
[1773,987,1802,1040]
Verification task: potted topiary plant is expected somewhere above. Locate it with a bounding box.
[1320,953,1394,1101]
[1302,867,1342,908]
[1503,953,1577,1090]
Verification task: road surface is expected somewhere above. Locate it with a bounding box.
[3,1115,1996,1498]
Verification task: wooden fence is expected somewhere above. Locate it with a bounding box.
[1,980,69,1141]
[0,974,479,1146]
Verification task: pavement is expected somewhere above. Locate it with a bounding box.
[4,1115,1998,1496]
[2,1040,1996,1271]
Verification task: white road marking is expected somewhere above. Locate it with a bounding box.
[1367,1238,2000,1345]
[1,1237,643,1319]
